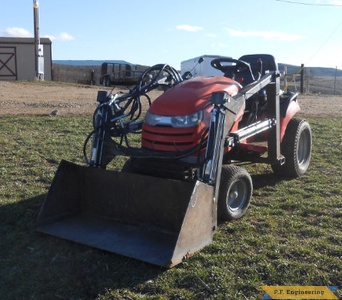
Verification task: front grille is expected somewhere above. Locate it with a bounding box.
[142,124,205,152]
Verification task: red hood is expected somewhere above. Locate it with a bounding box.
[149,76,240,116]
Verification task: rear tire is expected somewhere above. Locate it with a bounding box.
[218,165,253,221]
[272,118,312,178]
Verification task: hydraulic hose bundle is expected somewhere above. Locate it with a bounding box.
[83,64,183,167]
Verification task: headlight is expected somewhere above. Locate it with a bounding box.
[145,111,203,128]
[171,111,202,127]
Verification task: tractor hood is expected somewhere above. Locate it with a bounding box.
[149,76,241,116]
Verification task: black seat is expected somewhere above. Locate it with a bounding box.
[237,55,278,126]
[239,54,278,77]
[234,62,255,86]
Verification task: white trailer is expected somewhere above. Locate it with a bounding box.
[180,55,231,78]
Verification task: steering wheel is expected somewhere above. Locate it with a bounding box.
[211,57,255,84]
[211,57,251,73]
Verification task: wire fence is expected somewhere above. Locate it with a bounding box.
[52,64,342,95]
[281,66,342,95]
[52,64,101,85]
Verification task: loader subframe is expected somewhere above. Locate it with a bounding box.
[226,71,284,165]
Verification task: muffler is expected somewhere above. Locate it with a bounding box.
[37,160,215,268]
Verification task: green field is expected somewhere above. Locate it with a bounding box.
[0,116,341,300]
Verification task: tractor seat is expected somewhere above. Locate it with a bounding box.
[239,54,278,76]
[234,63,256,86]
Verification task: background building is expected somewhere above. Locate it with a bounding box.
[0,37,52,81]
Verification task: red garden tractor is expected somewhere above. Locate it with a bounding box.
[37,54,312,267]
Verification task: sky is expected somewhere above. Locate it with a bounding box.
[1,0,342,69]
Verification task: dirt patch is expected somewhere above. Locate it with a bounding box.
[296,94,342,118]
[0,81,341,117]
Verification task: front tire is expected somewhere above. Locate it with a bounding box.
[121,158,135,173]
[218,165,253,221]
[272,118,312,178]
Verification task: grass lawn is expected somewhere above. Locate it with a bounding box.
[0,115,341,300]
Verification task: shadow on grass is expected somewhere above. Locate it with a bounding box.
[0,194,164,300]
[251,172,284,190]
[0,173,304,299]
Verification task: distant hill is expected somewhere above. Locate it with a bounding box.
[52,60,342,77]
[278,63,342,77]
[53,60,131,66]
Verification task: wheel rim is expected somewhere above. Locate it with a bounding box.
[297,127,311,166]
[227,180,248,211]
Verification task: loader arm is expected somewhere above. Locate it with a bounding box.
[201,72,278,205]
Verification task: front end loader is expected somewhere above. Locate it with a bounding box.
[37,55,312,267]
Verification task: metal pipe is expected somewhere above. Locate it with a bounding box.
[229,119,275,143]
[33,0,40,79]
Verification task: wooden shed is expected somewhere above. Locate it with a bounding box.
[0,37,52,81]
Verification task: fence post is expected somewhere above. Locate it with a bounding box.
[334,66,337,95]
[300,64,304,94]
[306,67,310,94]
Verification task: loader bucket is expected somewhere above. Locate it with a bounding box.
[37,160,215,268]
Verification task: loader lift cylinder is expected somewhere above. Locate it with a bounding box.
[266,71,284,165]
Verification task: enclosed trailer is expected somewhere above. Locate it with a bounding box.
[100,62,149,86]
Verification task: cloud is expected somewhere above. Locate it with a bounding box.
[226,28,307,41]
[0,27,74,42]
[318,0,342,5]
[1,27,32,37]
[330,0,342,5]
[58,32,74,41]
[44,32,75,41]
[176,25,203,32]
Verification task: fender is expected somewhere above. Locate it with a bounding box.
[279,93,300,140]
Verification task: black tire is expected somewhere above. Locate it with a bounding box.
[218,165,253,221]
[272,118,312,178]
[121,158,134,173]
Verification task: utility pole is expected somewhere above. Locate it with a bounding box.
[33,0,44,80]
